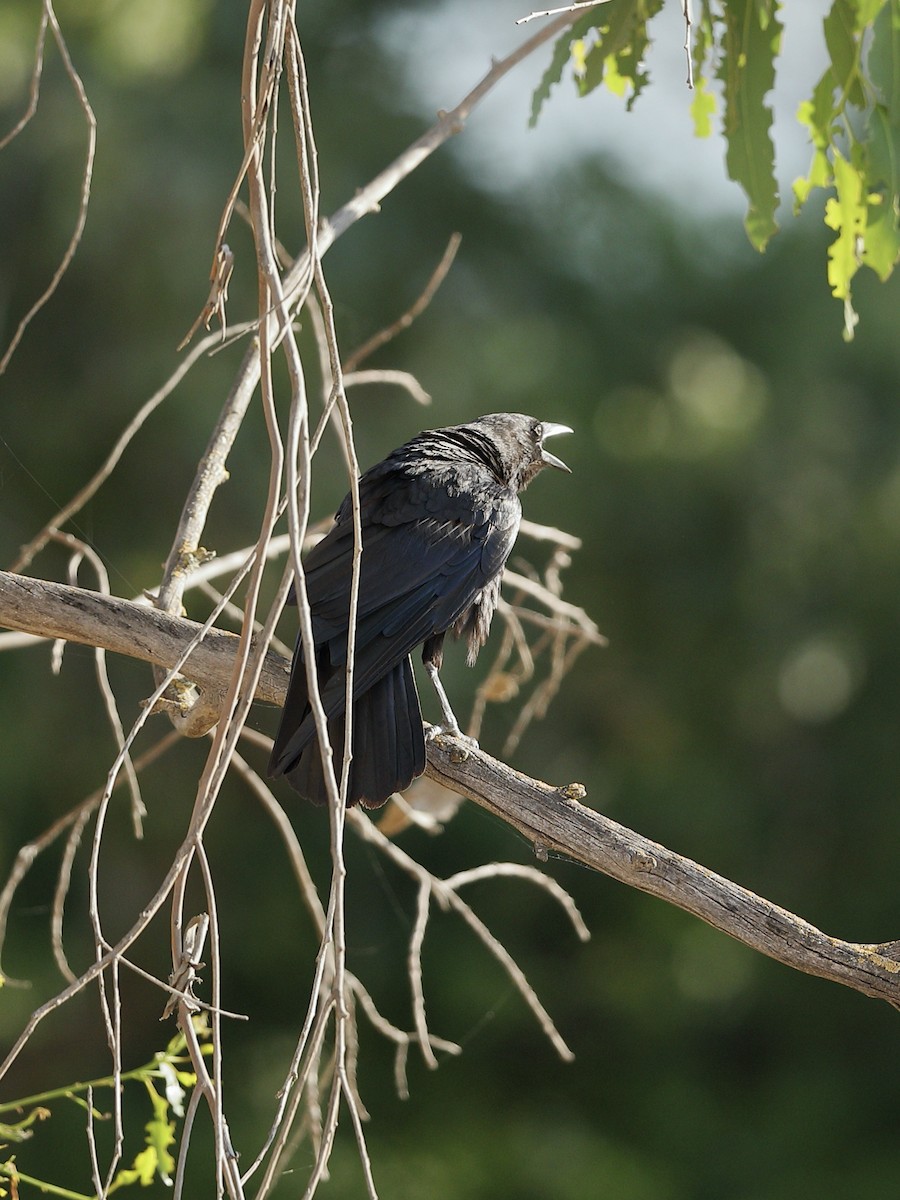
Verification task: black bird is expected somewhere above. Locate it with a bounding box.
[268,412,572,808]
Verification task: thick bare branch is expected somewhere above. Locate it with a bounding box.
[425,741,900,1006]
[3,568,899,1007]
[0,571,288,706]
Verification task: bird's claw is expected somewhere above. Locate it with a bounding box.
[426,724,479,751]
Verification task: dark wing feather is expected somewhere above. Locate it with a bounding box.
[280,657,425,808]
[269,449,520,795]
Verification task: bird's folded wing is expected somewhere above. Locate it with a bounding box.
[317,519,518,700]
[303,470,518,631]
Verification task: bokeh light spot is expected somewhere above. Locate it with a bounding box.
[669,330,767,437]
[777,635,863,723]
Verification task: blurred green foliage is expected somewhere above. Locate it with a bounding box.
[1,0,899,1197]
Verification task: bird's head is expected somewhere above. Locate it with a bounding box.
[470,413,573,491]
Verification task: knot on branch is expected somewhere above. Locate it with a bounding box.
[146,677,223,738]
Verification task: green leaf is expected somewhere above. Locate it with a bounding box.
[531,0,666,118]
[823,0,869,108]
[109,1146,157,1191]
[793,70,838,208]
[109,1080,177,1192]
[863,191,900,277]
[144,1080,177,1183]
[792,150,831,206]
[824,148,867,298]
[799,68,841,153]
[864,3,900,195]
[691,1,716,78]
[690,4,718,138]
[867,0,900,109]
[865,102,900,197]
[578,0,666,110]
[530,10,599,127]
[719,0,783,249]
[621,0,666,111]
[579,0,643,98]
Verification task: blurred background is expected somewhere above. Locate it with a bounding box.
[1,1,899,1196]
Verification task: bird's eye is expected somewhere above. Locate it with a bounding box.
[533,421,543,441]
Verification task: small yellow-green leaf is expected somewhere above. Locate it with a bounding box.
[604,55,629,98]
[825,150,867,298]
[572,38,588,79]
[691,77,717,138]
[131,1145,160,1185]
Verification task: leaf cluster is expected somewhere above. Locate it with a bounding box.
[0,1026,204,1199]
[532,0,898,337]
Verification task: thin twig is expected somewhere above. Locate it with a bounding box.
[342,233,462,372]
[683,0,694,89]
[0,731,180,983]
[11,328,229,575]
[53,532,145,833]
[344,369,431,406]
[0,1,96,376]
[516,1,609,27]
[350,811,577,1062]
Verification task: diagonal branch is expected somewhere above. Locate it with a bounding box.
[2,567,900,1007]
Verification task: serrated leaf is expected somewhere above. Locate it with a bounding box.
[530,10,598,127]
[862,192,900,277]
[568,0,665,109]
[719,0,783,249]
[691,76,717,138]
[580,0,643,98]
[133,1145,160,1185]
[691,1,716,84]
[798,68,840,151]
[109,1147,156,1192]
[621,46,649,112]
[621,0,665,110]
[825,149,867,298]
[867,0,899,109]
[866,102,900,195]
[792,148,831,207]
[863,2,900,195]
[824,0,868,109]
[794,73,836,211]
[140,1079,177,1184]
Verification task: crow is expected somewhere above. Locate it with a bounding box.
[268,412,572,808]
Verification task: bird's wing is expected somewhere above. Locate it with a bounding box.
[302,467,518,637]
[295,468,521,712]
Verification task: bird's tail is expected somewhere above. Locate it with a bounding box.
[269,654,425,809]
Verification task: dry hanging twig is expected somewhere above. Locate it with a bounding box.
[0,1,96,376]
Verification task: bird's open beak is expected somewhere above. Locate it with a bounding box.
[540,422,573,472]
